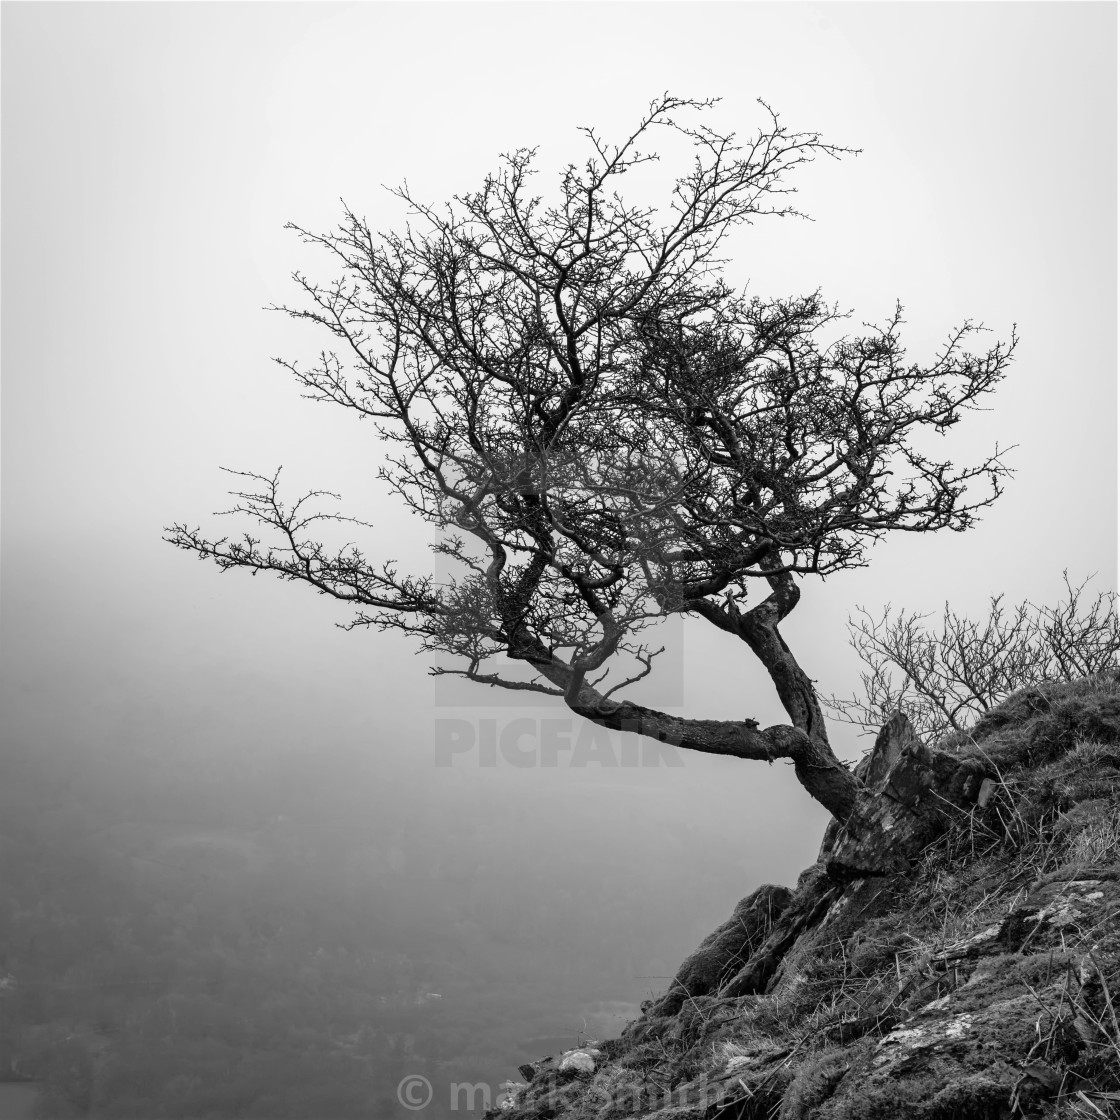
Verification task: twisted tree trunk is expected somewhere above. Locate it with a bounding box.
[690,560,860,823]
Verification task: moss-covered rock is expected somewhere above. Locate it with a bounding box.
[649,884,793,1017]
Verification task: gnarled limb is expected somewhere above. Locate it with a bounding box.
[505,623,862,822]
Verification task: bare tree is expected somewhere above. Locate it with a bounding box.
[168,96,1016,834]
[826,574,1120,742]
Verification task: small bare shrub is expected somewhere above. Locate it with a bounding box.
[826,573,1120,742]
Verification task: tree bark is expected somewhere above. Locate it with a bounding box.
[690,560,860,822]
[737,564,830,742]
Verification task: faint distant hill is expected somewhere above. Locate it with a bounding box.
[0,717,786,1118]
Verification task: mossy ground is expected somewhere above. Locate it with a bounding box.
[489,674,1120,1120]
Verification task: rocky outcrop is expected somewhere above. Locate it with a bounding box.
[486,674,1120,1120]
[823,710,989,878]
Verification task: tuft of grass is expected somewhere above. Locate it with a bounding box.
[1067,805,1120,868]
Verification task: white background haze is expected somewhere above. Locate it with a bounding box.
[2,0,1116,1092]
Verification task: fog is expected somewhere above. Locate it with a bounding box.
[1,4,1115,1117]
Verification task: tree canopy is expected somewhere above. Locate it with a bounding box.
[169,96,1016,827]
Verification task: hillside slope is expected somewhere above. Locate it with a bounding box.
[488,674,1120,1120]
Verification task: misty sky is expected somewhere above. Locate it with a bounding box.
[2,1,1117,965]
